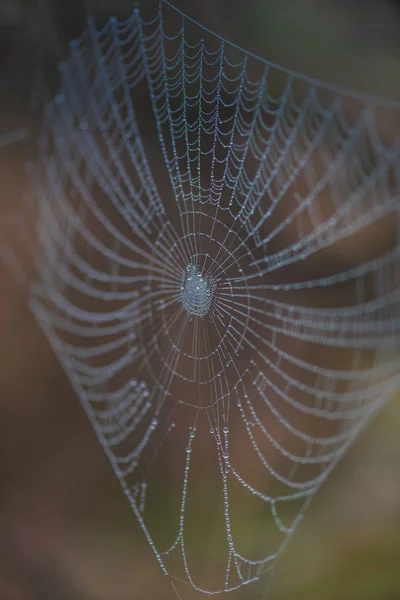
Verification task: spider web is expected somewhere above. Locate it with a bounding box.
[10,0,400,595]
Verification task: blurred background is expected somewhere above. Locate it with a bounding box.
[0,1,400,599]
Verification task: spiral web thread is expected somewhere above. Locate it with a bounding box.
[21,0,400,595]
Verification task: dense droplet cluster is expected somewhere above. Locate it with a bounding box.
[181,264,213,318]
